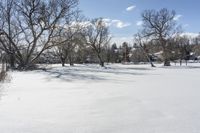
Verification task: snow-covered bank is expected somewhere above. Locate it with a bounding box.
[0,64,200,133]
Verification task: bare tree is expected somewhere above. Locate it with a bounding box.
[174,35,191,66]
[0,0,17,68]
[134,33,156,67]
[54,16,86,67]
[54,30,85,66]
[140,8,180,66]
[121,42,131,63]
[192,33,200,59]
[109,43,119,63]
[85,18,111,67]
[194,33,200,45]
[0,0,79,69]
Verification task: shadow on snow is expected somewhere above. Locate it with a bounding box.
[41,65,152,82]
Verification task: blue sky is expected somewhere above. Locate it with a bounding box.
[79,0,200,45]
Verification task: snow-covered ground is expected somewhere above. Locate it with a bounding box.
[0,63,200,133]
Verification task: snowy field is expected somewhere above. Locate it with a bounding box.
[0,63,200,133]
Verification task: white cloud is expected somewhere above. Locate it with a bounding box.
[102,18,113,27]
[183,24,189,28]
[180,32,199,38]
[71,21,92,27]
[126,5,136,11]
[136,21,143,26]
[112,20,131,28]
[66,19,131,30]
[173,15,183,21]
[103,18,131,29]
[102,18,111,23]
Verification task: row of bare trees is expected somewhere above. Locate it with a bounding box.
[0,2,199,69]
[134,8,199,67]
[52,18,111,67]
[0,0,111,69]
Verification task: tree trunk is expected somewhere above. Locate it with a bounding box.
[150,62,156,67]
[9,54,15,68]
[18,61,26,70]
[163,51,171,66]
[146,55,156,67]
[97,54,104,67]
[144,52,156,67]
[69,59,74,66]
[100,61,104,67]
[60,57,65,67]
[69,62,74,66]
[139,42,156,67]
[164,59,171,66]
[62,62,65,67]
[68,54,74,66]
[161,39,171,66]
[2,59,5,72]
